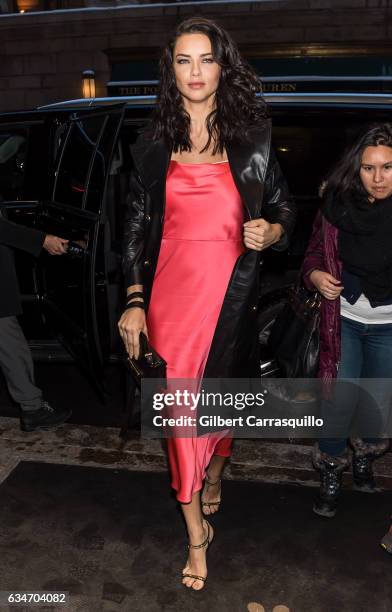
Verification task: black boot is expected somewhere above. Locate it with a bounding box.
[20,401,72,432]
[312,445,349,518]
[351,438,390,493]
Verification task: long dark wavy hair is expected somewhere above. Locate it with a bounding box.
[149,17,267,154]
[324,123,392,200]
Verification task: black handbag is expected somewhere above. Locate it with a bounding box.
[123,332,167,388]
[268,285,321,378]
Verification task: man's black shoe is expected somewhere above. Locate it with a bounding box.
[20,401,72,432]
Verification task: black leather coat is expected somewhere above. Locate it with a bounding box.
[123,120,296,377]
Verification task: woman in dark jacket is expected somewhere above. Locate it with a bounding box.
[302,123,392,518]
[118,17,295,589]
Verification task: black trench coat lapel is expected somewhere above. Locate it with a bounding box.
[130,135,170,220]
[226,119,271,220]
[130,119,271,226]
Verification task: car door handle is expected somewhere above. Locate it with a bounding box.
[67,241,86,258]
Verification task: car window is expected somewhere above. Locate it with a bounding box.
[272,115,375,197]
[0,129,28,201]
[84,113,125,213]
[53,115,104,209]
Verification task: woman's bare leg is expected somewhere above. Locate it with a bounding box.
[181,491,214,590]
[201,454,226,515]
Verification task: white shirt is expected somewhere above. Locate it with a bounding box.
[340,293,392,324]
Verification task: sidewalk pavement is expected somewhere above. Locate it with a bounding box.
[1,416,391,489]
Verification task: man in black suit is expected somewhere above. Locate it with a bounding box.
[0,211,72,431]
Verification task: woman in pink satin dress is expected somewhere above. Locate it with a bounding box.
[147,159,244,502]
[118,17,294,590]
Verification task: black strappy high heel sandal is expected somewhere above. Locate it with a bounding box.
[182,520,213,589]
[201,475,222,515]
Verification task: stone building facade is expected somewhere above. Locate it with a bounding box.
[0,0,391,112]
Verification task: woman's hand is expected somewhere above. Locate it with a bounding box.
[118,308,148,359]
[243,219,282,251]
[309,270,343,300]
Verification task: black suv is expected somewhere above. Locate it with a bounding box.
[1,92,391,396]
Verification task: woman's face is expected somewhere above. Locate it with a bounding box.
[172,33,221,105]
[360,145,392,200]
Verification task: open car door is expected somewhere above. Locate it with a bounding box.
[34,105,126,395]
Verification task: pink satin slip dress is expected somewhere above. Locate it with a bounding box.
[147,159,245,503]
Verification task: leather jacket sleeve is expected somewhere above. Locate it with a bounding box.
[122,169,146,288]
[262,147,296,251]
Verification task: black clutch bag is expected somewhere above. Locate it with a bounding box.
[268,285,321,378]
[123,332,167,387]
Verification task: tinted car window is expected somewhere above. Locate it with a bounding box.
[85,114,125,213]
[272,114,377,196]
[53,115,104,208]
[272,107,392,186]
